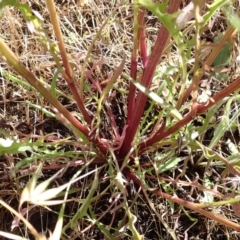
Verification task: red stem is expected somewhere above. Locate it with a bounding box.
[120,0,182,158]
[139,76,240,150]
[127,8,140,126]
[127,7,147,126]
[138,7,148,68]
[62,72,92,125]
[124,168,240,232]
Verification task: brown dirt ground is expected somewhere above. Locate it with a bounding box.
[1,0,240,239]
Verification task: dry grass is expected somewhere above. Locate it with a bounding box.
[1,0,240,239]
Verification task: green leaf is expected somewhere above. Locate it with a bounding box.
[210,95,240,148]
[227,12,240,31]
[0,137,32,154]
[71,169,99,227]
[213,33,231,68]
[138,0,179,36]
[122,72,183,121]
[0,0,16,8]
[51,68,62,97]
[203,0,228,25]
[0,0,36,23]
[157,157,180,174]
[180,206,198,221]
[223,2,240,32]
[126,208,144,240]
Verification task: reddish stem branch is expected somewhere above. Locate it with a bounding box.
[198,76,240,113]
[138,7,148,68]
[127,5,140,126]
[140,76,240,150]
[47,0,92,125]
[120,0,182,158]
[127,7,148,127]
[124,168,240,232]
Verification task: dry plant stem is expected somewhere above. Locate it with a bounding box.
[176,0,208,109]
[79,9,117,98]
[125,168,240,232]
[0,38,107,155]
[140,183,178,239]
[190,0,204,117]
[153,189,240,232]
[0,200,44,239]
[202,146,240,177]
[127,2,140,126]
[46,0,92,125]
[146,175,224,199]
[120,0,182,157]
[181,25,237,106]
[197,76,240,113]
[95,57,125,141]
[140,76,240,149]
